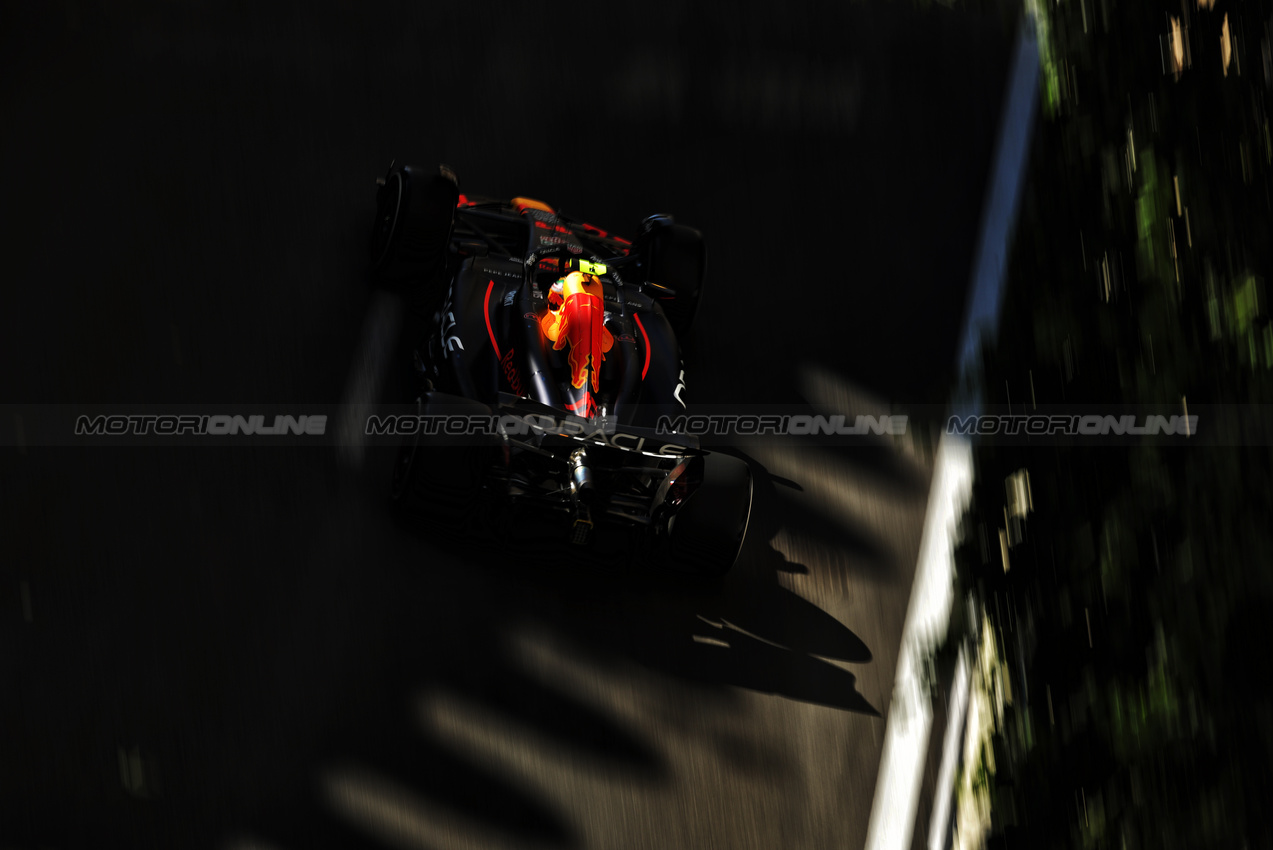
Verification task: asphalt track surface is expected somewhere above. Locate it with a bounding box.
[0,4,1011,849]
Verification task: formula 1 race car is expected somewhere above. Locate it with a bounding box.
[370,163,752,575]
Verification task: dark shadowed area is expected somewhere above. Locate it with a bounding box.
[0,3,1011,848]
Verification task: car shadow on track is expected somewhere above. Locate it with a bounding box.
[231,440,887,848]
[451,444,883,700]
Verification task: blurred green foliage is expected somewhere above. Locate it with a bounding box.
[948,0,1273,847]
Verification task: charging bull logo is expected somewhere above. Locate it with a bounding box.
[540,271,613,392]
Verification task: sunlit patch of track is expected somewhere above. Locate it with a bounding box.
[321,763,507,850]
[744,439,930,610]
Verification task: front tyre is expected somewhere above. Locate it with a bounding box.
[668,453,752,576]
[634,215,707,338]
[371,163,457,286]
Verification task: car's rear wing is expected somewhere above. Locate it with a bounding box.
[491,392,700,456]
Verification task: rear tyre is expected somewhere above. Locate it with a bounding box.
[391,438,489,524]
[371,163,457,286]
[391,396,492,526]
[668,453,752,576]
[634,215,707,337]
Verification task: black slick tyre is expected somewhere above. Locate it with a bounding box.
[668,453,752,576]
[371,163,458,286]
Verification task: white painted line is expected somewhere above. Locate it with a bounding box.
[865,17,1039,850]
[928,647,972,850]
[337,289,404,468]
[864,434,974,850]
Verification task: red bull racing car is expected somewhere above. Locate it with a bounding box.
[370,164,752,575]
